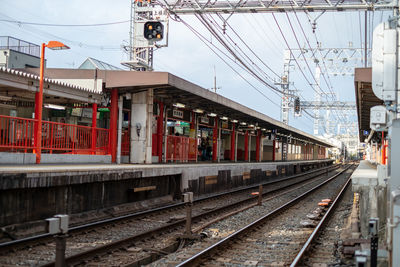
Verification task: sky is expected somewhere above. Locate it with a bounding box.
[0,0,392,136]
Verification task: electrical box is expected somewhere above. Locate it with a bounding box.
[372,22,398,101]
[183,192,193,203]
[46,218,60,235]
[370,105,387,131]
[55,214,69,234]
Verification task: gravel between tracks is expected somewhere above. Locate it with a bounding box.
[148,166,354,266]
[0,166,338,266]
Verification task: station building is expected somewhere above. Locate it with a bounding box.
[0,67,331,165]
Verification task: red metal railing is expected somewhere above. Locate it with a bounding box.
[166,135,196,162]
[0,115,36,152]
[0,115,109,154]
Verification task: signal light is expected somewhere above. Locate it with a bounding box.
[144,21,164,41]
[294,97,301,114]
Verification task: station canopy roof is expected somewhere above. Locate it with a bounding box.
[354,68,384,142]
[0,67,102,106]
[29,68,333,147]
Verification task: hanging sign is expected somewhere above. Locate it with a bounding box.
[200,116,209,124]
[172,109,183,119]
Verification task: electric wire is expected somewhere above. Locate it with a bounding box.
[170,14,281,108]
[0,19,130,27]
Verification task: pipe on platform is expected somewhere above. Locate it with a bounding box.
[116,95,123,164]
[130,93,135,164]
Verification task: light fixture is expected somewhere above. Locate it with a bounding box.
[173,103,185,108]
[261,128,266,131]
[44,104,65,110]
[240,122,247,126]
[193,108,204,113]
[231,119,238,123]
[208,113,217,117]
[249,124,254,128]
[220,116,228,120]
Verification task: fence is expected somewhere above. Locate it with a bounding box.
[0,115,109,154]
[166,135,196,162]
[0,115,35,152]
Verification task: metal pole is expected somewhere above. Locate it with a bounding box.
[55,234,67,267]
[258,184,263,206]
[116,95,123,164]
[35,43,45,164]
[364,11,368,67]
[185,202,192,235]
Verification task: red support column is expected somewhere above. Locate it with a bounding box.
[256,129,261,162]
[230,123,235,161]
[244,130,249,162]
[91,103,97,154]
[110,89,118,162]
[35,43,45,164]
[157,102,164,163]
[272,139,276,161]
[212,117,218,162]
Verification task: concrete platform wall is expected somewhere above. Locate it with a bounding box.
[0,159,332,227]
[0,152,111,164]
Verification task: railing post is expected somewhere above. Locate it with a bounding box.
[50,123,54,154]
[91,103,97,155]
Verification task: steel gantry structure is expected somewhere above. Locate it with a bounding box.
[281,47,366,135]
[158,0,395,14]
[126,0,395,71]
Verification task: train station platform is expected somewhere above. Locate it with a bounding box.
[351,160,387,238]
[0,159,333,228]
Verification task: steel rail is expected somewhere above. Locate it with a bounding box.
[289,169,353,266]
[40,165,342,266]
[0,163,337,249]
[176,164,354,267]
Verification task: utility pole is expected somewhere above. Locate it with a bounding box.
[280,50,291,125]
[313,66,321,135]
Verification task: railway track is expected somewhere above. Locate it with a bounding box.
[0,164,341,266]
[149,164,356,267]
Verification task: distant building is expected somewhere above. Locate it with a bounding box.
[0,36,41,69]
[78,57,122,70]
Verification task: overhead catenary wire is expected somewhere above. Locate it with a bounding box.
[170,14,281,108]
[0,19,130,27]
[194,13,286,95]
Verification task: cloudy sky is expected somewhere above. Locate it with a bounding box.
[0,0,391,135]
